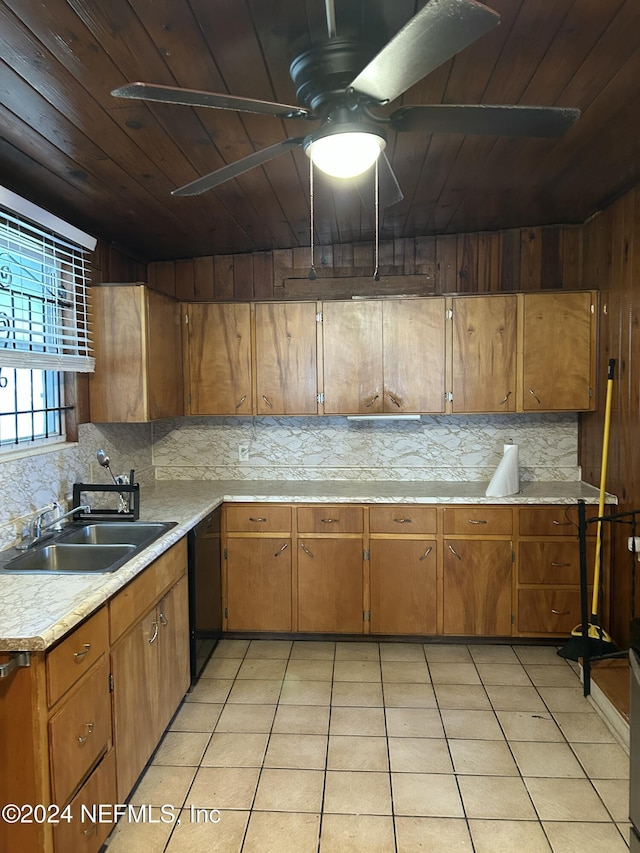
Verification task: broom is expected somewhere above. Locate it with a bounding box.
[558,358,617,661]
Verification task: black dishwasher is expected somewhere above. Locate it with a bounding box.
[188,508,222,683]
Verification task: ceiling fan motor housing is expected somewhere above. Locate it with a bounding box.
[289,38,377,114]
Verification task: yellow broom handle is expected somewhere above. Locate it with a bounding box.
[591,358,615,620]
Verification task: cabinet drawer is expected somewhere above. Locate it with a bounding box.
[519,506,597,536]
[53,749,116,853]
[518,589,585,634]
[443,507,512,535]
[369,506,436,534]
[110,539,187,643]
[297,506,363,533]
[225,504,291,533]
[49,657,111,806]
[518,541,595,585]
[47,607,109,707]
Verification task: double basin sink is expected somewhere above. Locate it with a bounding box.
[0,521,176,575]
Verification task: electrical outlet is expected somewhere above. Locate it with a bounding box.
[238,442,250,462]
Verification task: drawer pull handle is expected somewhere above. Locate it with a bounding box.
[77,722,94,745]
[159,610,168,627]
[468,519,487,525]
[499,391,512,405]
[274,543,288,557]
[300,543,314,558]
[448,545,462,560]
[551,609,570,615]
[365,394,379,408]
[419,546,433,561]
[249,517,267,523]
[394,518,413,524]
[74,644,91,661]
[235,394,247,409]
[552,520,572,526]
[148,621,159,644]
[529,389,542,405]
[551,561,572,568]
[83,822,97,837]
[262,395,273,409]
[321,518,339,524]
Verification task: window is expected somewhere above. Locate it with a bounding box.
[0,186,95,451]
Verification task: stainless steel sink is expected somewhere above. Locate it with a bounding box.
[3,543,136,573]
[58,522,172,547]
[0,520,176,574]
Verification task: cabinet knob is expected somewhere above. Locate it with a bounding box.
[77,721,95,745]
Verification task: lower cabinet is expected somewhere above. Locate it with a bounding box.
[297,537,364,633]
[110,540,190,800]
[225,537,292,631]
[369,538,437,634]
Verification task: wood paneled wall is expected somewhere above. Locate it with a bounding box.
[580,187,640,647]
[146,225,584,300]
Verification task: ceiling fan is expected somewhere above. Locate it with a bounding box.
[111,0,580,200]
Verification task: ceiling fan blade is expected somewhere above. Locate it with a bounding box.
[349,0,500,104]
[172,138,305,196]
[112,82,312,120]
[390,104,581,137]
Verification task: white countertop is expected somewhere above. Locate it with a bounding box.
[0,479,613,652]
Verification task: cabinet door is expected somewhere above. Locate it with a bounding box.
[297,538,364,633]
[443,539,513,635]
[370,539,436,634]
[157,576,190,734]
[382,298,446,413]
[111,609,160,799]
[522,291,595,411]
[184,303,252,415]
[322,301,383,414]
[146,289,184,419]
[255,302,318,414]
[226,538,292,631]
[451,295,517,413]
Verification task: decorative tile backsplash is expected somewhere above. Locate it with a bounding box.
[152,413,580,483]
[1,413,579,550]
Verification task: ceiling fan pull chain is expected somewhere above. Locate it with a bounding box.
[308,157,317,281]
[373,159,380,281]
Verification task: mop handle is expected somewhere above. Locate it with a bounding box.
[591,358,615,621]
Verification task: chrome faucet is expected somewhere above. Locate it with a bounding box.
[18,503,91,550]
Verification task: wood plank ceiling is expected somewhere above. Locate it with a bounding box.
[0,0,638,262]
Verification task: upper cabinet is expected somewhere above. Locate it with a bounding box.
[90,284,183,423]
[521,291,596,412]
[450,295,517,413]
[322,298,446,415]
[255,302,319,415]
[183,302,252,415]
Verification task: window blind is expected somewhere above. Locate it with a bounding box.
[0,187,96,372]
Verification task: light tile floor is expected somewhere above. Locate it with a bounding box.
[103,640,631,853]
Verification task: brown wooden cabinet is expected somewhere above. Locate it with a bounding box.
[450,295,517,413]
[110,540,189,799]
[522,291,596,412]
[89,284,183,422]
[322,298,445,414]
[369,505,437,634]
[225,537,292,631]
[255,301,319,414]
[183,302,252,415]
[516,505,599,637]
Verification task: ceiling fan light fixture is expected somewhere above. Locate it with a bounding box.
[304,126,386,179]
